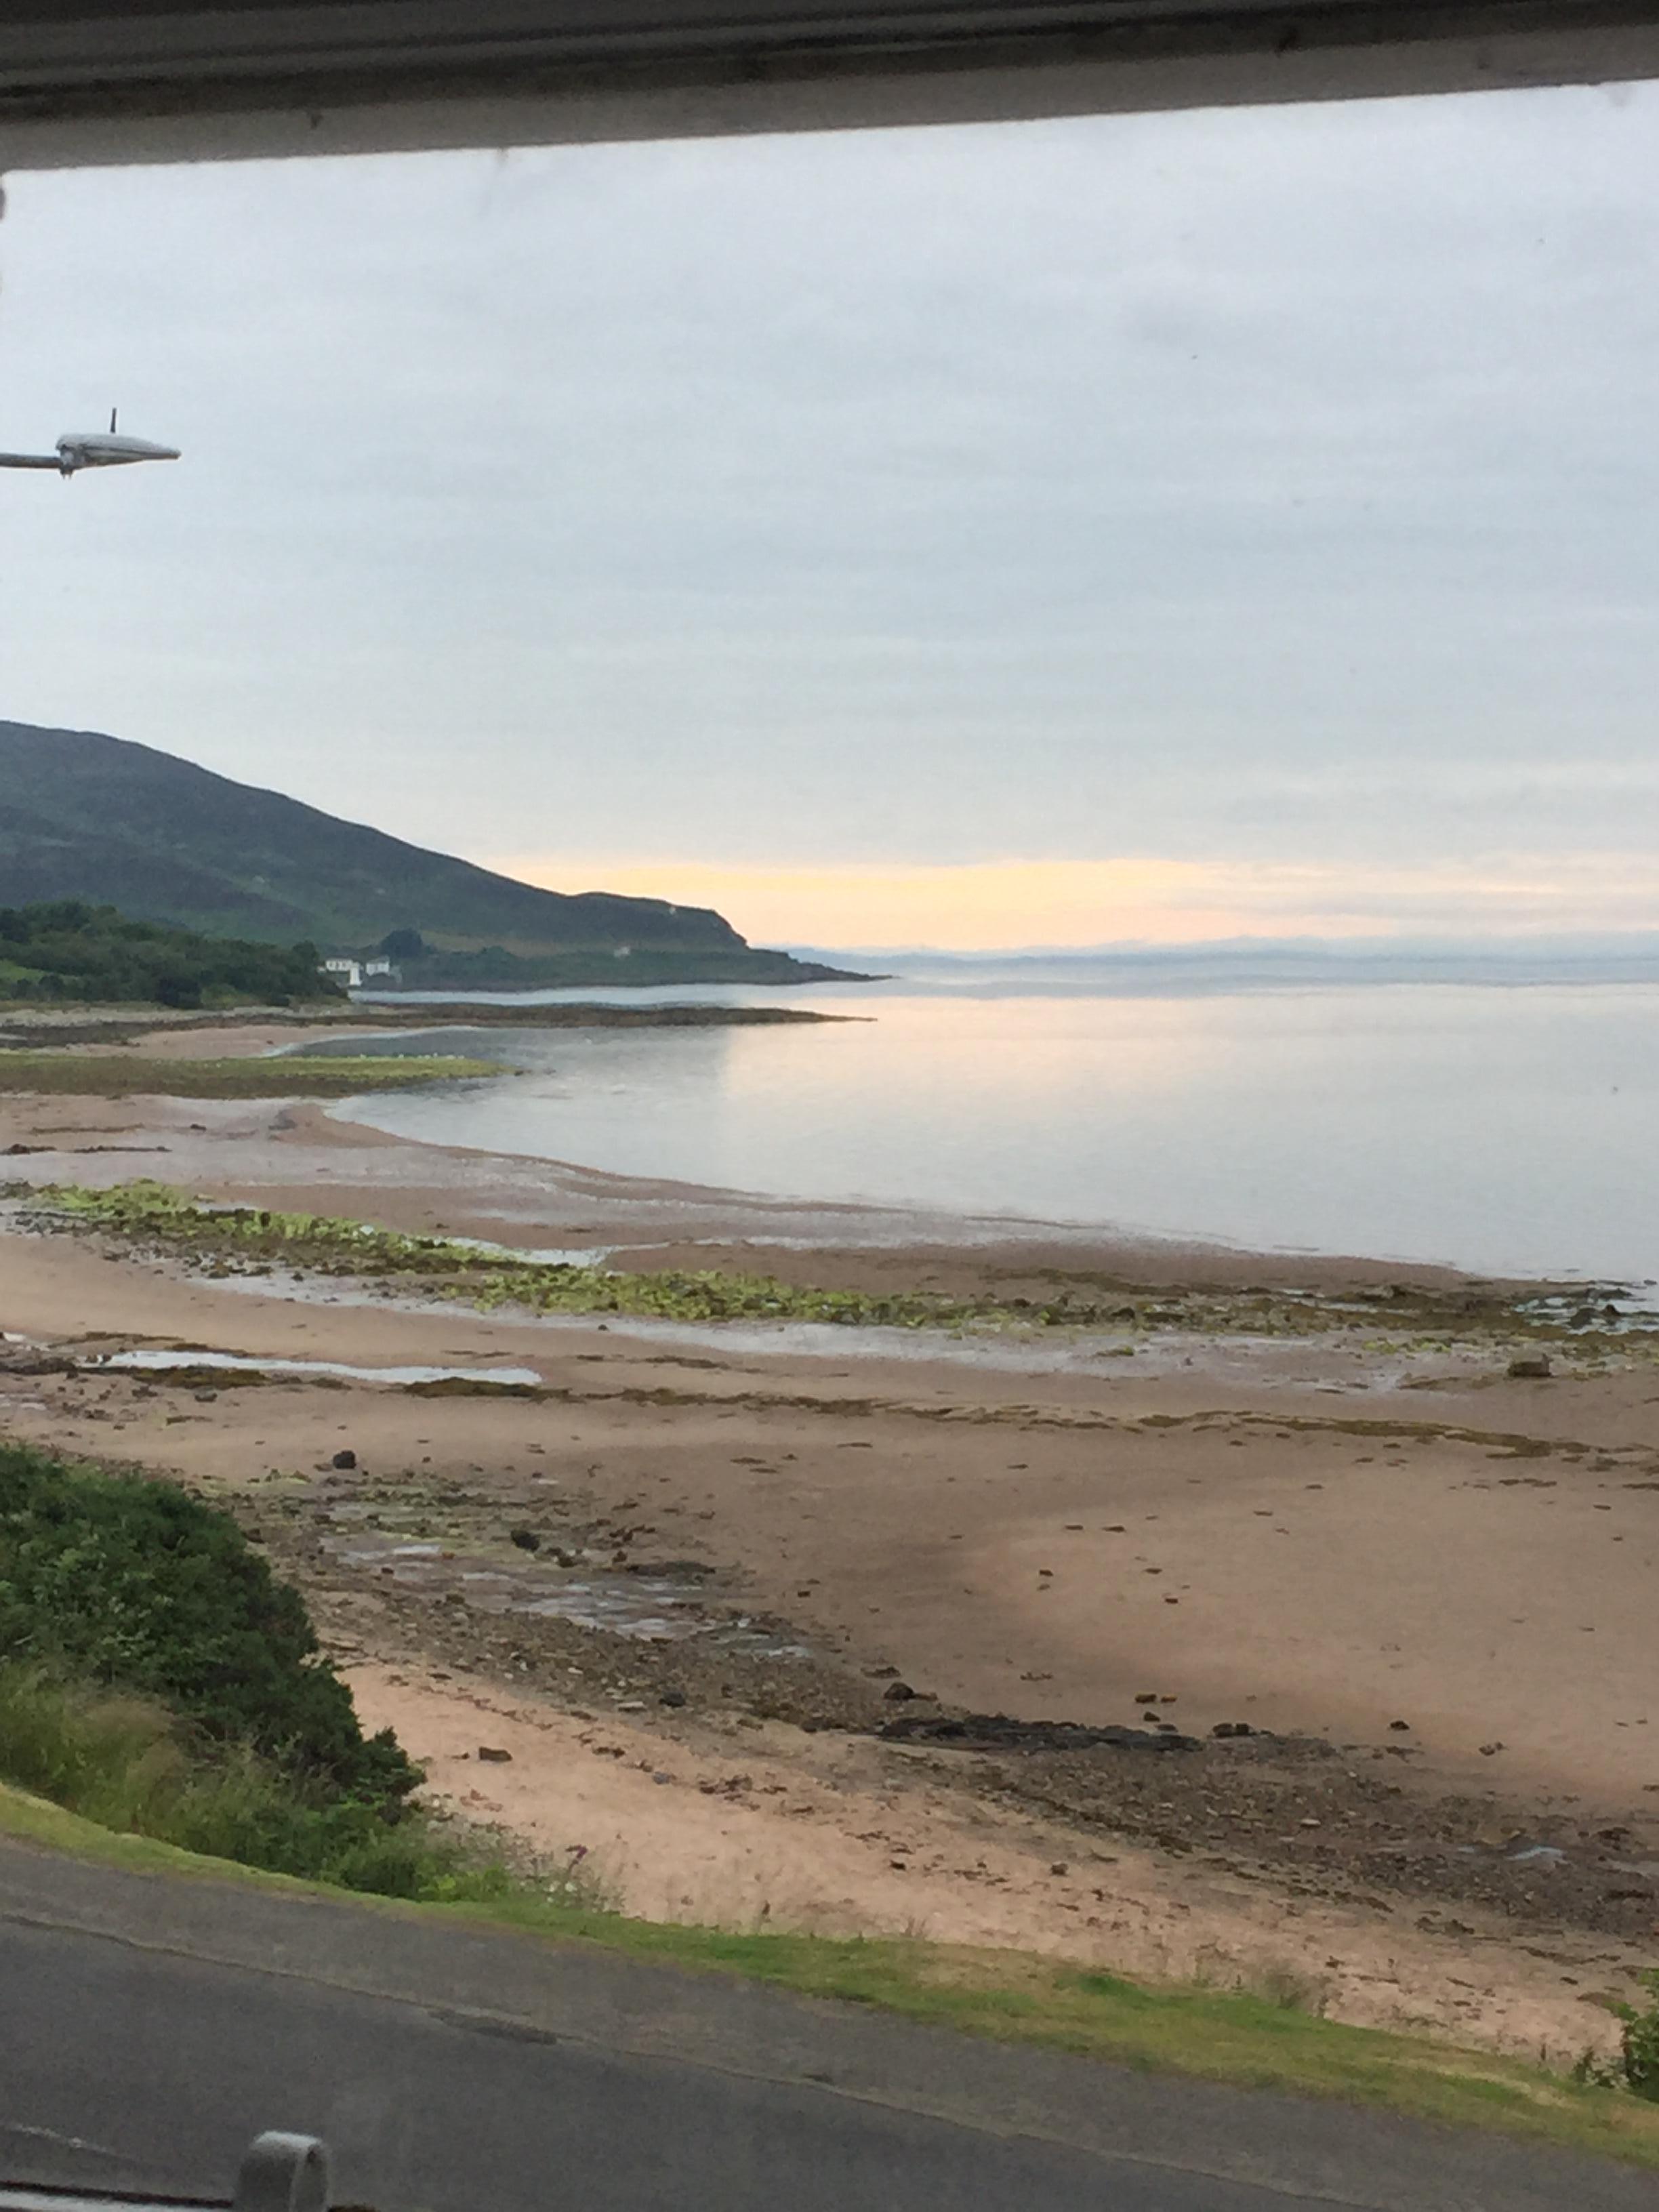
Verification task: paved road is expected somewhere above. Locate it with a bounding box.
[0,1841,1650,2212]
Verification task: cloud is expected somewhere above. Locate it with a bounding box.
[1,79,1657,941]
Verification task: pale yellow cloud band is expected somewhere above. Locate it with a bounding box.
[485,855,1659,951]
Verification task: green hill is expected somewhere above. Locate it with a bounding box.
[0,720,853,985]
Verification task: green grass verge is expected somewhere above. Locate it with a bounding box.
[0,1053,499,1097]
[1,1777,1656,2171]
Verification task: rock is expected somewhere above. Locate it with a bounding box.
[508,1527,541,1553]
[882,1681,918,1702]
[477,1746,512,1763]
[1211,1721,1254,1739]
[1134,1692,1159,1704]
[880,1711,1197,1755]
[330,1448,356,1469]
[1479,1740,1505,1756]
[660,1687,688,1708]
[1507,1355,1552,1380]
[864,1664,900,1679]
[1389,1719,1412,1732]
[1049,1862,1069,1876]
[651,1771,673,1786]
[617,1698,646,1713]
[0,1348,73,1376]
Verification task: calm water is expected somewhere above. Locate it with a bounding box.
[331,970,1659,1283]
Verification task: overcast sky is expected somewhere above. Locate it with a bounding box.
[3,79,1659,949]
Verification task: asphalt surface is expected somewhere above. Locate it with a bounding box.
[0,1839,1652,2212]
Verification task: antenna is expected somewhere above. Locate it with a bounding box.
[109,407,117,434]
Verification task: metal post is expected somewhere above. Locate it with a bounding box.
[231,2135,332,2212]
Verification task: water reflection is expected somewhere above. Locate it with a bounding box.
[321,980,1659,1280]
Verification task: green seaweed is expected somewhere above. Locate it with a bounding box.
[20,1180,1658,1348]
[0,1052,499,1098]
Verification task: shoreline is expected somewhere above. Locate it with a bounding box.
[0,999,852,1049]
[3,1058,1584,1300]
[0,1053,1654,2061]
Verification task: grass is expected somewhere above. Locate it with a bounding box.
[1,1774,1656,2173]
[0,1666,500,1896]
[0,1052,498,1097]
[22,1176,1638,1346]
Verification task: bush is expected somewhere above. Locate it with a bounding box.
[0,1441,417,1815]
[1615,1973,1659,2102]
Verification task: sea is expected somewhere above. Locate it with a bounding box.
[325,950,1659,1286]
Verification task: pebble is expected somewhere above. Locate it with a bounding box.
[477,1746,512,1763]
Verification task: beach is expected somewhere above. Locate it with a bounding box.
[1,1022,1655,2064]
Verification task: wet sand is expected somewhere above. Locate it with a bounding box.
[1,1220,1654,1802]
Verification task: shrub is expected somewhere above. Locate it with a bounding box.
[0,1441,417,1815]
[1615,1973,1659,2102]
[0,1667,508,1898]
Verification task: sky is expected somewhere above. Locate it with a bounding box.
[3,81,1659,951]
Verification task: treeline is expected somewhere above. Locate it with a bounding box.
[0,901,336,1008]
[390,942,861,991]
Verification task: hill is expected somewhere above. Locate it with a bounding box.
[0,720,856,985]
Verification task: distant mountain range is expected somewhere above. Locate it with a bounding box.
[0,720,860,989]
[783,939,1659,992]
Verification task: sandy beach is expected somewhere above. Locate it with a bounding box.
[1,1034,1655,2063]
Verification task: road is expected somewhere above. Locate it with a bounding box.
[0,1840,1650,2212]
